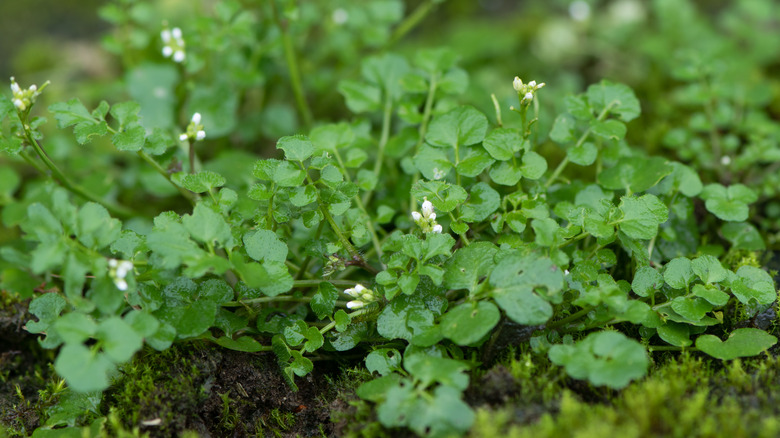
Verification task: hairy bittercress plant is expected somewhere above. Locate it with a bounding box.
[1,1,778,437]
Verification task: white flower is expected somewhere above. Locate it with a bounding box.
[115,279,128,291]
[411,211,422,222]
[171,27,182,40]
[432,224,443,233]
[524,92,534,102]
[162,46,173,57]
[191,112,201,124]
[181,113,205,141]
[422,199,434,218]
[344,284,366,298]
[161,25,186,62]
[721,155,731,166]
[528,80,536,88]
[173,50,185,63]
[332,8,349,25]
[108,259,118,268]
[161,29,172,43]
[13,99,25,110]
[28,85,36,92]
[347,300,365,309]
[116,261,133,278]
[179,133,189,141]
[196,130,206,141]
[569,0,591,22]
[535,82,546,89]
[10,82,21,94]
[513,76,523,92]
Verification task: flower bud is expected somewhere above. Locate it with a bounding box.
[192,112,201,124]
[179,133,189,141]
[173,50,185,63]
[513,76,523,91]
[422,199,434,218]
[171,27,183,40]
[432,224,443,233]
[346,300,365,309]
[196,130,206,141]
[411,211,422,222]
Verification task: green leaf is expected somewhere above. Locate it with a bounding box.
[617,194,668,240]
[96,316,143,363]
[589,119,626,140]
[53,313,96,345]
[520,151,547,180]
[110,101,145,151]
[459,182,500,222]
[729,266,776,305]
[338,80,381,113]
[172,171,226,193]
[243,229,288,263]
[670,296,713,321]
[664,257,693,289]
[277,134,314,162]
[213,336,266,352]
[586,80,641,122]
[549,113,576,144]
[54,344,113,392]
[696,328,777,360]
[443,242,498,293]
[412,144,452,180]
[631,266,663,297]
[549,331,648,389]
[311,282,339,320]
[657,322,692,347]
[490,253,564,325]
[440,301,500,345]
[692,284,729,306]
[310,122,354,152]
[721,223,765,251]
[182,203,234,249]
[404,354,470,390]
[185,80,238,138]
[700,183,757,222]
[49,99,108,144]
[365,349,402,376]
[483,128,522,160]
[411,180,468,212]
[691,255,728,284]
[426,106,488,148]
[356,169,378,191]
[567,142,598,166]
[362,53,410,100]
[26,293,67,334]
[488,161,524,186]
[126,63,179,130]
[532,218,560,247]
[456,146,494,177]
[598,157,673,193]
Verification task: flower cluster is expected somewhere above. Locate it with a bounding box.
[180,113,206,142]
[412,197,442,234]
[512,77,546,105]
[108,259,133,291]
[10,77,45,112]
[344,284,377,309]
[161,27,186,63]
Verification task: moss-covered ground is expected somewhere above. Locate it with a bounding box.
[2,288,780,437]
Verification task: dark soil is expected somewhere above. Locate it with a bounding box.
[106,344,342,437]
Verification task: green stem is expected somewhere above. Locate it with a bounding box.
[271,0,313,129]
[362,96,393,207]
[136,151,196,205]
[410,71,439,208]
[649,345,697,353]
[388,0,436,45]
[319,308,372,335]
[188,141,196,174]
[544,104,614,189]
[546,306,595,330]
[491,93,503,127]
[21,118,133,218]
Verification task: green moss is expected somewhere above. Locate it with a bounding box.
[468,353,780,438]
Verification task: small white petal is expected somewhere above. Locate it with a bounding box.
[196,130,206,140]
[421,199,434,218]
[173,50,185,63]
[171,27,182,39]
[162,46,173,57]
[115,279,128,291]
[161,29,171,42]
[721,155,731,166]
[119,261,134,271]
[432,224,443,233]
[536,82,546,89]
[108,259,118,268]
[528,80,536,88]
[180,133,189,141]
[28,84,36,92]
[346,300,365,309]
[354,284,366,293]
[411,211,422,222]
[513,76,523,91]
[429,213,436,221]
[191,112,201,124]
[10,82,21,94]
[524,92,533,101]
[13,99,25,110]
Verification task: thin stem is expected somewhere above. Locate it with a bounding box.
[362,96,393,207]
[546,306,595,330]
[20,117,133,218]
[410,71,439,208]
[270,0,313,129]
[388,0,436,45]
[544,104,613,189]
[491,93,503,127]
[319,308,372,335]
[188,141,196,174]
[136,151,196,205]
[649,345,697,353]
